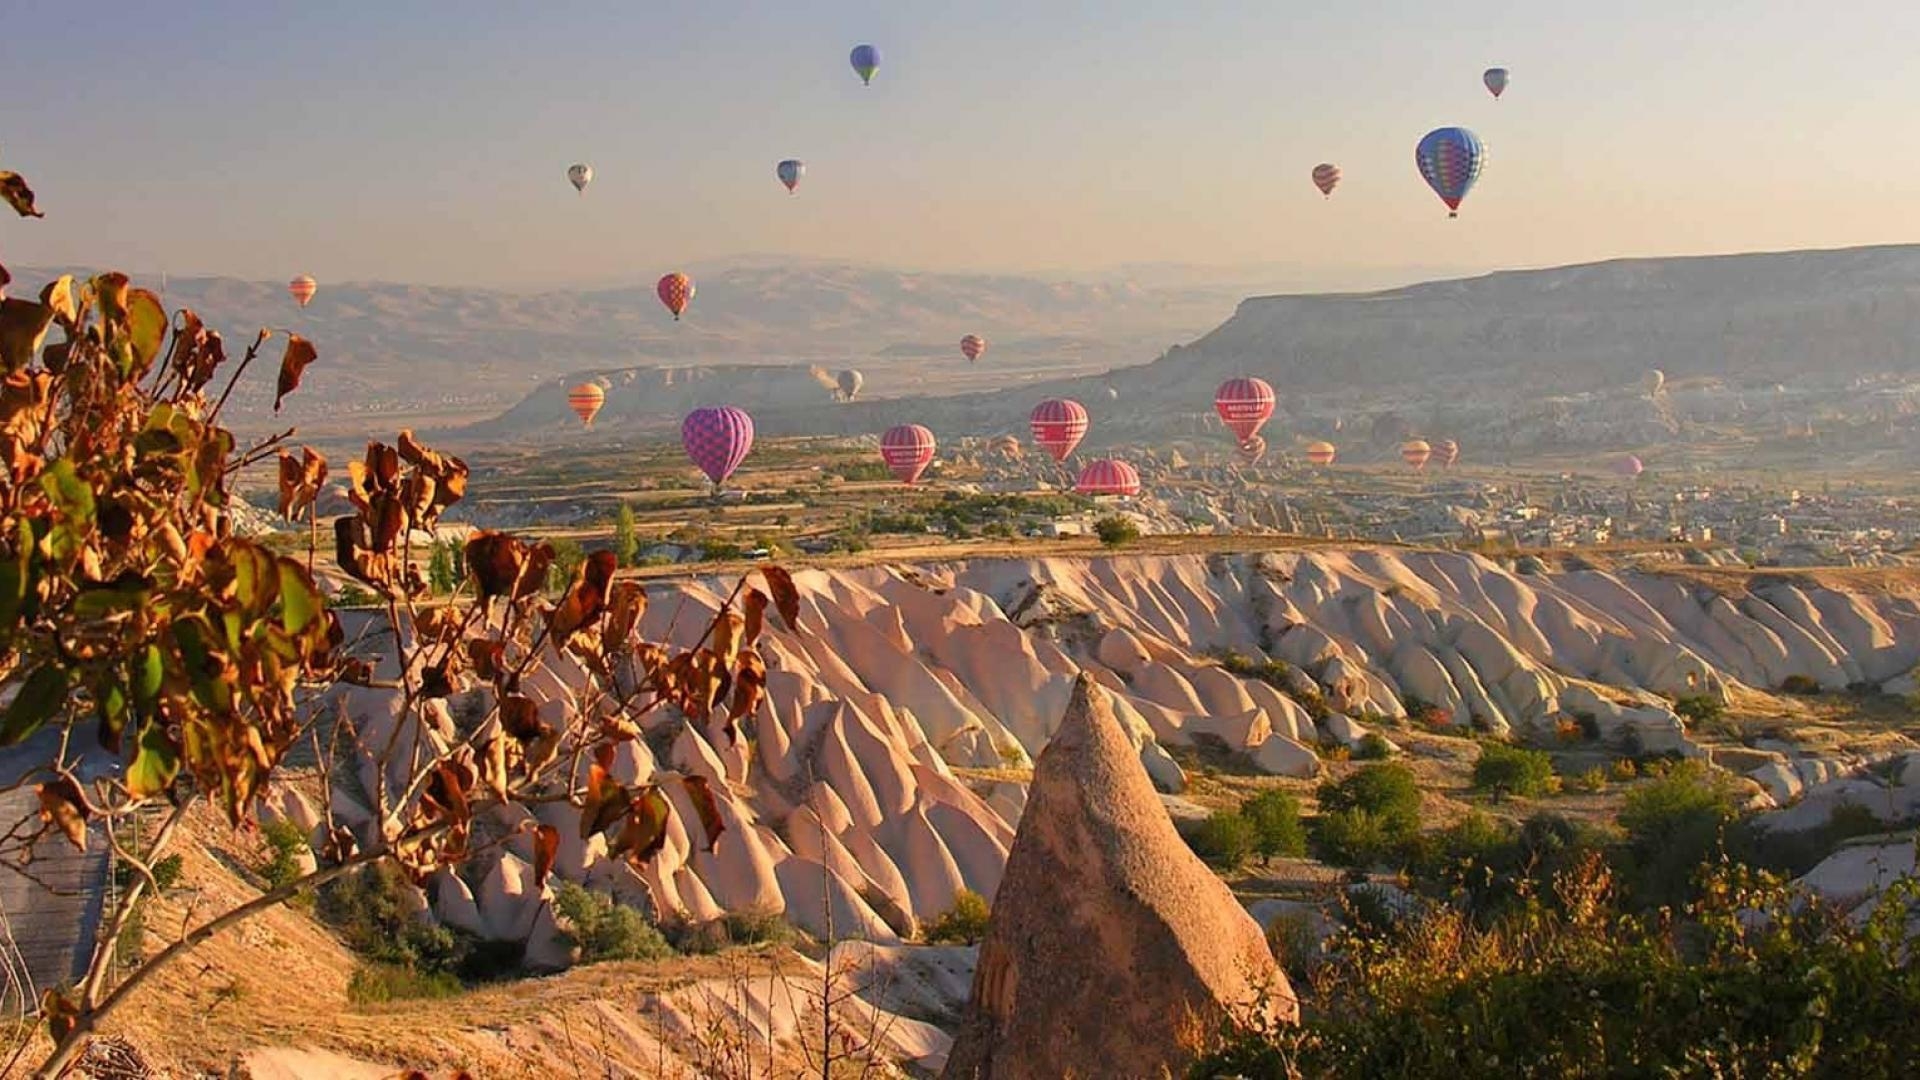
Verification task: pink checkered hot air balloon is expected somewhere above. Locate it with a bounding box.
[682,406,754,487]
[1433,438,1460,468]
[880,423,937,485]
[1076,459,1140,497]
[960,334,987,364]
[1029,399,1089,463]
[1312,163,1342,198]
[1401,439,1433,470]
[288,275,317,308]
[1305,440,1338,466]
[657,273,694,320]
[1214,377,1276,442]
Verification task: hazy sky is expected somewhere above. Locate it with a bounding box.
[4,1,1917,289]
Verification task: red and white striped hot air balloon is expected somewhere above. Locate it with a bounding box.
[567,382,606,427]
[1237,436,1267,466]
[1214,377,1276,443]
[1400,439,1433,470]
[880,423,937,485]
[987,434,1023,459]
[960,334,987,364]
[657,273,694,320]
[1030,398,1089,462]
[1312,163,1342,197]
[288,275,317,308]
[1305,440,1338,466]
[1433,438,1460,468]
[1076,459,1140,497]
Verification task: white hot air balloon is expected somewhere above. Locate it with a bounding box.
[567,163,593,194]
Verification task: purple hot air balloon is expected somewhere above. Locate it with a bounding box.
[682,406,755,487]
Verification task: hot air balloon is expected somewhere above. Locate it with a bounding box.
[1483,67,1510,99]
[1613,454,1645,478]
[288,275,317,308]
[850,44,880,85]
[657,273,694,320]
[567,163,593,194]
[1076,459,1141,497]
[1312,163,1342,198]
[880,424,936,485]
[837,369,864,401]
[1644,369,1666,397]
[1434,438,1460,468]
[567,382,605,427]
[988,434,1023,460]
[1401,439,1433,469]
[1106,384,1120,401]
[1215,377,1277,442]
[777,159,805,194]
[960,335,987,364]
[1030,399,1089,462]
[1305,440,1338,466]
[1237,436,1267,466]
[1415,127,1486,218]
[682,406,754,487]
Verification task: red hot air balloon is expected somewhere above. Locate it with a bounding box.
[682,406,754,487]
[567,383,606,427]
[1029,399,1089,462]
[1305,440,1337,466]
[960,334,987,364]
[1401,439,1433,470]
[657,273,694,320]
[1076,459,1141,497]
[880,423,937,485]
[1312,163,1342,197]
[288,275,317,308]
[1215,377,1277,442]
[1434,438,1460,467]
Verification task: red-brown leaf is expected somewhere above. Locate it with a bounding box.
[680,776,727,854]
[741,587,768,645]
[465,532,525,602]
[531,824,559,890]
[273,334,317,413]
[36,778,89,851]
[757,565,801,631]
[499,695,547,742]
[613,786,673,866]
[549,550,619,641]
[0,171,42,218]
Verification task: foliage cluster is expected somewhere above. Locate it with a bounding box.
[922,889,992,944]
[1186,790,1307,871]
[1094,515,1140,548]
[1471,742,1557,801]
[552,881,674,964]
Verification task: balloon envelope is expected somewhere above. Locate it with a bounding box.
[837,369,864,400]
[988,434,1023,459]
[1434,438,1460,467]
[288,275,317,308]
[880,424,936,485]
[1215,377,1277,442]
[1644,369,1666,396]
[1401,439,1433,469]
[1305,440,1338,466]
[1237,436,1267,466]
[1030,399,1089,462]
[682,406,754,485]
[567,164,593,193]
[1415,127,1487,216]
[960,334,987,363]
[657,273,694,320]
[1484,67,1510,98]
[1312,163,1342,197]
[1076,459,1141,497]
[1614,454,1645,478]
[567,383,605,427]
[850,44,880,85]
[777,159,805,193]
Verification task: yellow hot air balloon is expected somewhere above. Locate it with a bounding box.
[567,382,606,427]
[1305,440,1337,466]
[1400,439,1433,470]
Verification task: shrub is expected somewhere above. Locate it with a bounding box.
[923,889,992,945]
[1318,765,1422,837]
[552,882,673,964]
[1471,743,1556,802]
[257,816,312,891]
[1670,694,1724,726]
[317,863,497,979]
[1313,809,1400,869]
[1609,757,1640,782]
[347,963,464,1005]
[1570,767,1607,793]
[545,537,588,592]
[1241,790,1307,862]
[1355,733,1393,761]
[613,504,640,566]
[1189,810,1257,871]
[1618,759,1740,908]
[1779,674,1822,695]
[1094,515,1141,548]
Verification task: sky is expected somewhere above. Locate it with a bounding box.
[3,1,1918,290]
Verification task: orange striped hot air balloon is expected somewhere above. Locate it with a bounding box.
[1312,163,1342,197]
[657,273,694,320]
[288,275,317,308]
[960,334,987,364]
[1305,440,1337,466]
[1433,438,1460,467]
[1401,439,1433,470]
[567,382,606,427]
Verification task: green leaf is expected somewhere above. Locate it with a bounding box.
[125,288,167,379]
[95,678,129,751]
[39,459,95,529]
[71,572,152,621]
[1,664,69,745]
[126,718,179,798]
[276,558,321,635]
[130,644,163,716]
[0,518,31,643]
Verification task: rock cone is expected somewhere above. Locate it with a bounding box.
[942,674,1295,1079]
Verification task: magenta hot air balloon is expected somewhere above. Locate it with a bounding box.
[1076,459,1141,497]
[880,423,936,485]
[1030,399,1089,462]
[1215,377,1277,442]
[1613,454,1645,478]
[682,406,754,487]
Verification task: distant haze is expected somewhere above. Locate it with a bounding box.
[4,3,1918,289]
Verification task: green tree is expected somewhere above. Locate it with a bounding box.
[923,889,992,944]
[1095,514,1141,548]
[1472,742,1556,802]
[1189,810,1256,870]
[427,539,459,594]
[1241,790,1307,862]
[613,504,640,567]
[1618,759,1741,907]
